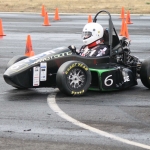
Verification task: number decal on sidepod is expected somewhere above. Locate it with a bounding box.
[104,75,113,86]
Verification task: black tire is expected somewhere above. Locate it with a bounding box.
[6,55,28,89]
[6,55,28,70]
[56,61,91,96]
[140,57,150,89]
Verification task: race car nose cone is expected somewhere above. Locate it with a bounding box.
[3,74,17,87]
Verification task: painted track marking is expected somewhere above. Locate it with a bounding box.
[0,92,10,95]
[47,96,150,150]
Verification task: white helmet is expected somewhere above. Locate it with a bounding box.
[82,22,104,45]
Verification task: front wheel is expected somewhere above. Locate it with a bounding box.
[6,55,28,70]
[56,61,91,96]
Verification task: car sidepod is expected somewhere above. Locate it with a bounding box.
[89,67,137,91]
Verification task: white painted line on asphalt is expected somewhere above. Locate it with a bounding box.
[0,92,9,95]
[47,96,150,150]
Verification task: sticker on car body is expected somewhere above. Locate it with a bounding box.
[40,62,47,81]
[33,66,40,86]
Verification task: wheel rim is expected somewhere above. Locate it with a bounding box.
[66,68,86,90]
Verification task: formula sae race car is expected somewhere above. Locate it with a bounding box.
[3,10,150,96]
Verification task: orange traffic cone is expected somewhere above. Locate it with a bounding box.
[119,19,125,36]
[41,5,46,17]
[25,35,35,57]
[120,19,129,39]
[126,10,133,24]
[88,15,92,23]
[43,12,51,26]
[0,19,6,36]
[123,22,129,39]
[54,8,60,20]
[120,7,125,19]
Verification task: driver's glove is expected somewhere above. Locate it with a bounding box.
[68,45,76,53]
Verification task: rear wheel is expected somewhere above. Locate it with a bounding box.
[56,61,91,96]
[140,57,150,89]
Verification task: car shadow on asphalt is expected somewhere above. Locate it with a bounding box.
[4,84,150,102]
[5,88,59,102]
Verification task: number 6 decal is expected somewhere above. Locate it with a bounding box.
[104,75,113,86]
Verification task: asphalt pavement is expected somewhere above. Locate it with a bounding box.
[0,13,150,150]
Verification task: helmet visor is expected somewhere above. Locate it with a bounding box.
[82,31,92,39]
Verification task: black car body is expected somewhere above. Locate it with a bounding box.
[3,10,150,96]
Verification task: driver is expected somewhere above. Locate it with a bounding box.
[68,22,110,57]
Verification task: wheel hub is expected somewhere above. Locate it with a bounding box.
[67,69,85,89]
